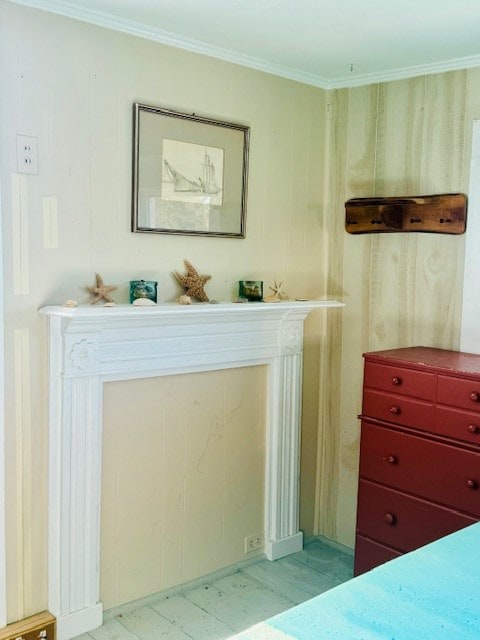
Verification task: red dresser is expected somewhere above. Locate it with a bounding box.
[354,346,480,575]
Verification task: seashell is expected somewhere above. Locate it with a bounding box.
[64,299,78,307]
[133,298,157,306]
[177,294,192,305]
[263,296,281,303]
[103,302,116,307]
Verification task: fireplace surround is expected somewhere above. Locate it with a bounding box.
[39,300,342,640]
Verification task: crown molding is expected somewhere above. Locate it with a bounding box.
[6,0,480,90]
[6,0,331,88]
[328,53,480,89]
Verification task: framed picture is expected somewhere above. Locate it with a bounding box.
[132,103,250,238]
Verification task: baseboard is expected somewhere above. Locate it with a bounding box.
[307,534,354,556]
[102,534,350,628]
[56,604,103,640]
[103,553,266,620]
[265,532,303,560]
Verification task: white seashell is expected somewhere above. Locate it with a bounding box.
[133,298,157,306]
[263,296,281,303]
[177,294,192,305]
[64,299,78,307]
[103,302,116,307]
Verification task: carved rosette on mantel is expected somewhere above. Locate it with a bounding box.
[39,300,343,640]
[68,338,98,371]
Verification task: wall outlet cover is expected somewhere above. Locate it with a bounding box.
[16,135,39,175]
[245,533,264,553]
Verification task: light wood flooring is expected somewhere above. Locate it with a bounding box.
[77,539,353,640]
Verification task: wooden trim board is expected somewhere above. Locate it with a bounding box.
[0,612,55,640]
[345,193,467,234]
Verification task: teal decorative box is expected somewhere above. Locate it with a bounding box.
[129,280,158,303]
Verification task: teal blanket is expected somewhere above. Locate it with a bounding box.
[231,523,480,639]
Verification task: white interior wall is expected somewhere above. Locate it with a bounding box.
[461,119,480,354]
[0,182,6,628]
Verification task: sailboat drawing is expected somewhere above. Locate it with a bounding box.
[163,159,202,193]
[199,151,222,195]
[162,139,224,206]
[164,150,222,195]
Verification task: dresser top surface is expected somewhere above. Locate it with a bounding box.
[364,346,480,376]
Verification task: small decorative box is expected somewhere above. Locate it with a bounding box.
[239,280,263,301]
[130,280,158,303]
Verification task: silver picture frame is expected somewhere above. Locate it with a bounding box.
[132,103,249,238]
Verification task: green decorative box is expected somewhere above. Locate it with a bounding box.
[239,280,263,301]
[130,280,158,303]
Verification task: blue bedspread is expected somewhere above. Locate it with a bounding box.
[231,523,480,639]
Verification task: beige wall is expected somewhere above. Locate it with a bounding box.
[102,368,266,610]
[0,1,327,622]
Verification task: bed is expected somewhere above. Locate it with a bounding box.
[230,522,480,639]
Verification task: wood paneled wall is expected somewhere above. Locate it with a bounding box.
[319,70,480,546]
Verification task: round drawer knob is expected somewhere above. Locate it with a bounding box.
[389,405,401,415]
[384,513,396,526]
[468,424,480,435]
[470,392,480,403]
[466,479,479,490]
[386,455,398,465]
[391,376,402,386]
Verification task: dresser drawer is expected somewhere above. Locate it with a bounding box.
[436,406,480,445]
[362,389,435,431]
[359,421,480,517]
[364,362,436,400]
[354,535,401,576]
[356,479,476,552]
[437,375,480,411]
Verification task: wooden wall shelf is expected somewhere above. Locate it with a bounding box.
[345,193,466,234]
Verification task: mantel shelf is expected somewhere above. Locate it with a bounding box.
[40,299,343,319]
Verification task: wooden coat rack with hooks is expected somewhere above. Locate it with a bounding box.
[345,193,466,234]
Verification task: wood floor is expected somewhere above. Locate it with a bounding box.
[76,539,353,640]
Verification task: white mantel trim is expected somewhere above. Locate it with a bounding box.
[39,300,343,640]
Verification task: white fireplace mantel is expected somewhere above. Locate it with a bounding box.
[39,300,343,640]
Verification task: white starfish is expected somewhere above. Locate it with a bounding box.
[268,280,285,299]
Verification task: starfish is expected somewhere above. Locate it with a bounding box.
[265,279,285,301]
[87,273,117,304]
[174,259,211,302]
